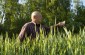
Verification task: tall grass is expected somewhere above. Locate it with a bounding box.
[0,27,85,55]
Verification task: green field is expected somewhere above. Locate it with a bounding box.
[0,27,85,55]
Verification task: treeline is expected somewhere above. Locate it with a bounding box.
[0,0,85,37]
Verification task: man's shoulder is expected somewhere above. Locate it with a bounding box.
[23,22,33,27]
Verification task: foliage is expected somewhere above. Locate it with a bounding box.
[0,28,85,55]
[0,0,85,35]
[0,0,71,33]
[74,5,85,26]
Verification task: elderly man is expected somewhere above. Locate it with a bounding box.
[19,11,65,42]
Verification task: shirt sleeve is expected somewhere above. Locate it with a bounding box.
[44,25,59,35]
[44,26,50,35]
[18,23,28,42]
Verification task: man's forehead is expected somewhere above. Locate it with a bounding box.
[31,11,42,16]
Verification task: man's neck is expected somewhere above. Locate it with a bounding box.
[31,21,40,24]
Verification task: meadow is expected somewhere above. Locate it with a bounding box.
[0,27,85,55]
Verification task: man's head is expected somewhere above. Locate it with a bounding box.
[31,11,42,24]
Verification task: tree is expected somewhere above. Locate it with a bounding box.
[1,0,77,36]
[70,0,85,32]
[2,0,30,37]
[26,0,71,25]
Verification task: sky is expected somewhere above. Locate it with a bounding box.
[82,0,85,5]
[19,0,85,6]
[18,0,85,11]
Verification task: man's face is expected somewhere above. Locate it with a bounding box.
[36,15,42,22]
[33,15,42,24]
[31,11,42,24]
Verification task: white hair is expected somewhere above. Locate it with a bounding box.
[31,11,42,19]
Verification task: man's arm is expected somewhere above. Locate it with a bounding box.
[18,23,28,42]
[45,21,65,35]
[53,21,65,27]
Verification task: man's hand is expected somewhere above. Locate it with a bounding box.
[54,21,65,27]
[58,21,65,27]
